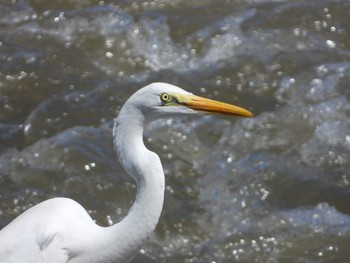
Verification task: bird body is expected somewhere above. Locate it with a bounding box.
[0,83,252,262]
[0,198,95,263]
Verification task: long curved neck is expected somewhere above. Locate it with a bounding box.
[100,106,165,261]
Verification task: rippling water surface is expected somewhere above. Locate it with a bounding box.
[1,0,350,262]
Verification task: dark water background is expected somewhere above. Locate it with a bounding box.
[1,0,350,262]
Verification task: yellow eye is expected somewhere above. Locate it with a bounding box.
[160,93,171,103]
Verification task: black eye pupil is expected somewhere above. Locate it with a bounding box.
[161,93,170,102]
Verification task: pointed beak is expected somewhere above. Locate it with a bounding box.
[174,93,253,117]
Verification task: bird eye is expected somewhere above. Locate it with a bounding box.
[160,93,171,103]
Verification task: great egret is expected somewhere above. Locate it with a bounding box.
[0,82,252,263]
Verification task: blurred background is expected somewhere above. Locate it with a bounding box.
[1,0,350,262]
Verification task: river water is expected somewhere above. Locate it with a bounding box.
[1,0,350,262]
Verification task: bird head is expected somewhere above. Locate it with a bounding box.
[124,82,253,120]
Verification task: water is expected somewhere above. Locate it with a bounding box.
[1,0,350,262]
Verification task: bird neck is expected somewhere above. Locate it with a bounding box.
[106,110,165,260]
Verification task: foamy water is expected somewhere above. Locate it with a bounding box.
[1,1,350,262]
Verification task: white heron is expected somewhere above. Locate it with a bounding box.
[0,82,252,263]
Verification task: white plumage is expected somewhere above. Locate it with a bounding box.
[0,83,252,263]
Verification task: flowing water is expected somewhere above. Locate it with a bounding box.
[1,0,350,262]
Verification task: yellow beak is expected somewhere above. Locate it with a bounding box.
[175,93,253,117]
